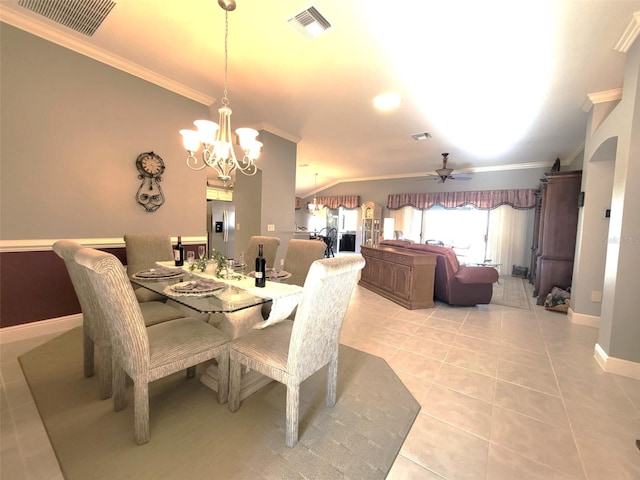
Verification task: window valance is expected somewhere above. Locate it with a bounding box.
[387,189,537,211]
[315,195,360,209]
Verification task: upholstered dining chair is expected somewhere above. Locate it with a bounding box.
[228,255,365,447]
[74,247,230,445]
[282,239,327,287]
[53,240,186,400]
[124,233,174,302]
[245,235,280,269]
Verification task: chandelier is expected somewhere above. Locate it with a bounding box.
[179,0,261,184]
[308,173,324,212]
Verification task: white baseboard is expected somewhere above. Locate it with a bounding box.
[0,315,82,344]
[568,308,600,328]
[594,343,640,380]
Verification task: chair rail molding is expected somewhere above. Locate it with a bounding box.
[0,237,207,253]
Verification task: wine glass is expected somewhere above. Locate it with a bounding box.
[226,259,235,279]
[275,258,285,281]
[198,245,206,260]
[237,252,246,275]
[186,250,195,268]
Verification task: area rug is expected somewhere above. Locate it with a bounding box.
[490,275,532,310]
[19,327,419,480]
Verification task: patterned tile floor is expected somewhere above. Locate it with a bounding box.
[343,285,640,480]
[2,284,640,479]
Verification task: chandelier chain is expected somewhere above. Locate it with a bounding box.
[179,0,261,183]
[222,9,229,107]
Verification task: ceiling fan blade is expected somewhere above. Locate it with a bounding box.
[450,174,472,181]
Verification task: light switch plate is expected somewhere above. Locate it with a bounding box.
[267,224,275,232]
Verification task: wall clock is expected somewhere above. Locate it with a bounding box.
[135,151,166,212]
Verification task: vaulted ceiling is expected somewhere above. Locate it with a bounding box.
[2,0,639,195]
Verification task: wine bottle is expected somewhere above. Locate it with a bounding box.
[174,235,184,266]
[255,244,266,287]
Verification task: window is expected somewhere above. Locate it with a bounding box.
[388,205,532,271]
[422,206,488,262]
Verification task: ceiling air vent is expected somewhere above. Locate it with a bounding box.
[411,132,432,141]
[288,6,331,40]
[18,0,116,37]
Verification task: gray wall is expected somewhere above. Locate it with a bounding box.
[1,24,212,241]
[233,131,297,264]
[577,34,640,364]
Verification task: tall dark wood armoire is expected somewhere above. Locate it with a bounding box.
[531,170,582,305]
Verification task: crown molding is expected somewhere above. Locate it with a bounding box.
[463,161,551,174]
[257,123,302,144]
[582,88,623,112]
[615,11,640,53]
[0,8,214,105]
[564,144,585,165]
[310,160,552,192]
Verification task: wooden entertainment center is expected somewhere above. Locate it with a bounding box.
[530,170,582,305]
[359,245,437,309]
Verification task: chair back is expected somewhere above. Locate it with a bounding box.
[326,228,337,248]
[288,255,365,380]
[52,240,108,342]
[283,239,327,287]
[124,233,174,275]
[75,247,150,374]
[245,236,280,269]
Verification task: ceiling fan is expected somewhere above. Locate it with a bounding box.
[425,153,472,183]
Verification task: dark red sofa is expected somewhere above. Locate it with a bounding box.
[379,240,499,306]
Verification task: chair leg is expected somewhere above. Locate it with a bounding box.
[216,350,229,404]
[83,331,94,378]
[326,358,338,407]
[113,365,127,412]
[97,343,112,400]
[133,380,150,445]
[285,383,300,447]
[228,357,242,412]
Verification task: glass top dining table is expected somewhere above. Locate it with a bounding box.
[130,274,271,314]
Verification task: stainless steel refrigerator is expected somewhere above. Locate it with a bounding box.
[207,199,235,259]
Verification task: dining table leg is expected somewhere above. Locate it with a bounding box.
[199,305,274,400]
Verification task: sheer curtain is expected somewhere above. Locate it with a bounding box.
[387,204,533,272]
[486,205,529,275]
[388,207,423,242]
